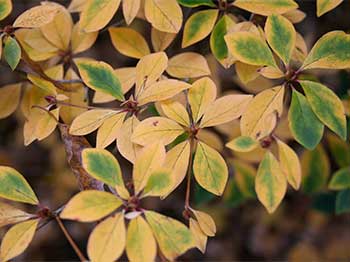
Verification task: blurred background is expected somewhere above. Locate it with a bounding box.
[0,0,350,261]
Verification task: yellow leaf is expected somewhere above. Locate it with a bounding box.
[197,129,223,152]
[167,52,211,78]
[200,94,253,128]
[135,52,168,97]
[258,66,285,79]
[191,209,216,237]
[69,109,119,136]
[27,74,57,94]
[87,213,125,262]
[189,218,207,253]
[256,151,287,213]
[151,28,176,52]
[233,0,298,16]
[163,140,190,197]
[144,0,183,33]
[59,68,88,124]
[193,141,228,195]
[96,112,127,148]
[277,139,301,190]
[123,0,141,25]
[235,62,260,84]
[109,27,150,59]
[145,211,195,260]
[0,219,39,262]
[0,83,21,119]
[40,4,73,50]
[188,77,217,123]
[132,117,184,146]
[13,4,61,28]
[0,202,33,228]
[71,23,98,54]
[79,0,121,32]
[0,0,12,21]
[241,85,285,139]
[160,100,190,126]
[117,116,142,163]
[133,142,166,194]
[126,216,157,262]
[283,9,306,24]
[182,10,218,48]
[317,0,343,17]
[60,190,122,222]
[68,0,86,12]
[143,168,174,198]
[138,79,191,106]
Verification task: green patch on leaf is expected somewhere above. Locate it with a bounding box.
[288,90,324,150]
[226,136,259,153]
[329,167,350,190]
[177,0,215,7]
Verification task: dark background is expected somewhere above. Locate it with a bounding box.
[0,0,350,261]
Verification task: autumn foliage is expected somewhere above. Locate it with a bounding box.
[0,0,349,261]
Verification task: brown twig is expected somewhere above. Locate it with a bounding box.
[55,216,87,262]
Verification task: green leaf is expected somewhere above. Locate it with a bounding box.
[60,190,122,222]
[226,136,259,153]
[177,0,215,7]
[300,80,347,140]
[265,14,296,65]
[301,145,330,194]
[336,189,350,214]
[288,90,324,150]
[145,211,195,260]
[0,166,39,205]
[0,0,12,21]
[4,36,21,70]
[182,10,218,48]
[75,59,124,101]
[82,148,129,199]
[225,31,277,67]
[329,167,350,190]
[233,0,298,16]
[302,31,350,70]
[255,151,287,213]
[210,15,236,67]
[193,141,228,196]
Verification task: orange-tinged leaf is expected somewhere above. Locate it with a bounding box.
[123,0,141,25]
[0,219,39,262]
[60,190,122,222]
[133,142,166,194]
[200,94,253,128]
[0,203,33,228]
[188,77,217,123]
[191,209,216,236]
[138,79,191,106]
[0,83,21,119]
[135,52,168,97]
[69,109,119,136]
[71,23,98,54]
[151,28,176,52]
[87,213,125,262]
[144,0,183,33]
[241,85,285,139]
[189,218,207,253]
[167,52,211,78]
[13,4,61,28]
[117,116,142,163]
[79,0,121,32]
[96,112,127,148]
[109,27,150,59]
[126,216,157,262]
[132,117,184,146]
